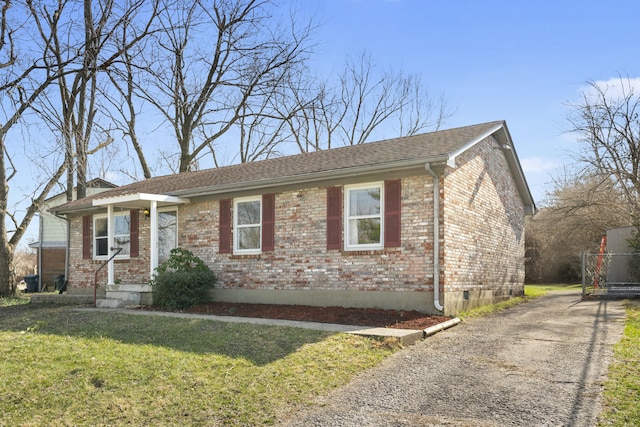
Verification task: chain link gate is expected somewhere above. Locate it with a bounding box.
[582,252,640,298]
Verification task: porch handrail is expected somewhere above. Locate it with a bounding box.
[94,247,123,306]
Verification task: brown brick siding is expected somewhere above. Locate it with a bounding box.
[67,177,438,295]
[442,136,525,298]
[182,179,437,293]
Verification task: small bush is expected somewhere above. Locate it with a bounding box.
[154,247,211,276]
[152,248,217,310]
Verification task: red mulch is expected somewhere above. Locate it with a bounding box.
[169,302,452,330]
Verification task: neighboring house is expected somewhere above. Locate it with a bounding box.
[30,178,117,290]
[54,121,535,315]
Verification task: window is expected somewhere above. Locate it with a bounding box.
[158,210,178,264]
[220,195,274,255]
[234,197,262,253]
[93,213,130,258]
[345,183,383,250]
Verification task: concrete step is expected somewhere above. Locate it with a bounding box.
[107,284,153,293]
[105,291,141,305]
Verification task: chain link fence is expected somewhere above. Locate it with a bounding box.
[582,252,640,298]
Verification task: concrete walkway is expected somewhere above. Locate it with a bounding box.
[279,290,627,427]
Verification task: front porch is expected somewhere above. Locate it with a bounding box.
[91,192,189,287]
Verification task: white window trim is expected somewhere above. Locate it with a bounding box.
[233,196,262,255]
[344,182,384,251]
[93,212,131,260]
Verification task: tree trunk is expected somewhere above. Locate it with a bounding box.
[0,243,16,297]
[0,133,14,296]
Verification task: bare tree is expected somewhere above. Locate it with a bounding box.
[28,0,161,199]
[105,45,153,180]
[286,51,449,152]
[0,0,160,296]
[0,1,74,296]
[567,75,640,221]
[526,171,632,283]
[125,0,313,173]
[14,247,36,281]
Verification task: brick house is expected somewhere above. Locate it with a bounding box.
[54,121,535,315]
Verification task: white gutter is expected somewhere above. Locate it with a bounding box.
[425,163,444,312]
[173,157,450,199]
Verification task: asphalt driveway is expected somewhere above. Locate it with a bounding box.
[280,290,627,427]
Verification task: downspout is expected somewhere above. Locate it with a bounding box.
[425,163,444,312]
[38,213,43,292]
[53,212,70,293]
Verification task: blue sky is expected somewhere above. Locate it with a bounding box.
[14,0,640,246]
[299,0,640,203]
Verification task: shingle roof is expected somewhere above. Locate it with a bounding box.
[56,121,534,213]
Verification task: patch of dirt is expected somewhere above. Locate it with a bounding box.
[177,302,452,330]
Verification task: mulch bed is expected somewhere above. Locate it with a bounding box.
[168,301,453,330]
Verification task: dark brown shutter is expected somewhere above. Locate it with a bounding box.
[384,180,402,248]
[219,199,232,254]
[130,210,139,257]
[262,194,275,252]
[326,187,342,250]
[82,215,91,259]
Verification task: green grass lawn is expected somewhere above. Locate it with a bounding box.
[3,285,637,426]
[525,283,583,297]
[0,304,400,426]
[0,294,31,307]
[599,299,640,426]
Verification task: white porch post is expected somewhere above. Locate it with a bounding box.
[107,204,115,285]
[149,200,158,280]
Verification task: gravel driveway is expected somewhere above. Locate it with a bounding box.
[280,290,626,427]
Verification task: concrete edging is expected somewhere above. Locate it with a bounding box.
[423,317,461,337]
[70,307,461,346]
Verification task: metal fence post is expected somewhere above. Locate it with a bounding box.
[581,252,586,299]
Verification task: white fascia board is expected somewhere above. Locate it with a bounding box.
[487,123,536,214]
[447,121,505,167]
[93,193,189,207]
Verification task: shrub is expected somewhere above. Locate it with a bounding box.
[152,248,217,310]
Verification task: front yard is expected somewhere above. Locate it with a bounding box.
[0,303,399,426]
[2,286,638,426]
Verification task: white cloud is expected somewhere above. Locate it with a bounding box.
[520,156,558,174]
[579,76,640,100]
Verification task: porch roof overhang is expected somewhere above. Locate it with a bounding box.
[92,192,190,209]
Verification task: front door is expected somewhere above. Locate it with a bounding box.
[157,210,177,264]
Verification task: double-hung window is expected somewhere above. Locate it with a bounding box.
[93,213,131,258]
[234,197,262,254]
[345,183,383,250]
